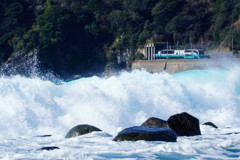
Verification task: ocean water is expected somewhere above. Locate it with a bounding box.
[0,67,240,159]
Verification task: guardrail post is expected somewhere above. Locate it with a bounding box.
[153,43,156,60]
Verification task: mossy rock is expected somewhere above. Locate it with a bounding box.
[65,124,102,138]
[141,117,169,128]
[203,122,218,129]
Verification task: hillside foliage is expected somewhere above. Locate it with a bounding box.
[0,0,240,75]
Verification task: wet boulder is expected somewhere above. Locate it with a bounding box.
[203,122,218,129]
[40,146,59,151]
[113,126,177,142]
[167,112,201,136]
[141,117,169,128]
[36,135,52,137]
[65,124,102,138]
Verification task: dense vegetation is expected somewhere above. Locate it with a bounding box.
[0,0,240,76]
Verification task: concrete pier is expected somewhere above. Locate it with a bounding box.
[131,58,240,73]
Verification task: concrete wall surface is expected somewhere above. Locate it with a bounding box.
[131,58,240,73]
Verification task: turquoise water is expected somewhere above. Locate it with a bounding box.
[0,68,240,159]
[173,69,228,82]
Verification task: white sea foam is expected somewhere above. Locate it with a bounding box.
[0,68,240,159]
[0,68,240,137]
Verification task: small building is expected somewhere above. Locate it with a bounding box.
[143,43,167,60]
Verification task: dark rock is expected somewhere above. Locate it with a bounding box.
[141,117,169,128]
[203,122,218,128]
[167,112,201,136]
[65,124,102,138]
[113,126,177,142]
[221,132,240,135]
[40,146,59,151]
[36,135,52,137]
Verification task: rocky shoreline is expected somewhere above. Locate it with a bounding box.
[63,112,216,143]
[40,112,208,150]
[36,112,218,152]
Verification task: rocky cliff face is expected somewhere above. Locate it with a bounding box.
[0,50,57,78]
[0,51,38,77]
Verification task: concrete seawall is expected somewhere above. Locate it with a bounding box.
[131,58,240,73]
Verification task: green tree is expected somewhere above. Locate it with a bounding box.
[152,0,185,27]
[0,0,35,62]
